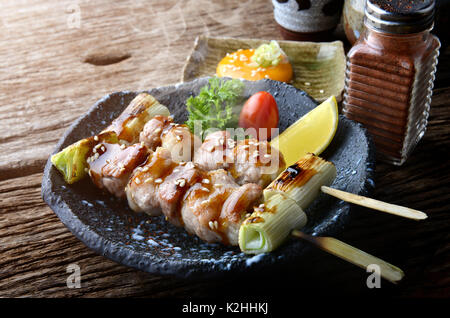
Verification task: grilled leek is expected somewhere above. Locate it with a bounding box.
[51,131,118,184]
[239,154,336,254]
[264,153,336,210]
[239,193,307,254]
[103,93,170,143]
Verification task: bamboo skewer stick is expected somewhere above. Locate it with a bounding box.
[320,186,428,221]
[291,230,405,284]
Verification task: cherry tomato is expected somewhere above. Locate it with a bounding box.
[238,91,279,140]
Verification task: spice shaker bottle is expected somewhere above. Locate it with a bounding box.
[342,0,440,166]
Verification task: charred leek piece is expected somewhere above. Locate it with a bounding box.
[51,131,118,184]
[104,93,170,144]
[239,154,336,254]
[264,153,337,210]
[239,193,307,254]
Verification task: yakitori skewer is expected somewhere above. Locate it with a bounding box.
[320,186,427,220]
[291,230,404,284]
[240,153,406,283]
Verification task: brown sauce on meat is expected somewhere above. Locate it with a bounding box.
[224,194,249,224]
[160,162,203,227]
[88,142,148,190]
[132,148,175,181]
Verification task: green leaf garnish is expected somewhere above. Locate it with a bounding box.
[185,77,244,140]
[251,40,285,68]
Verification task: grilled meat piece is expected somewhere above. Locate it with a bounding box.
[140,116,200,163]
[229,139,286,188]
[194,130,234,171]
[125,147,176,215]
[161,123,201,163]
[139,115,172,150]
[219,183,263,245]
[158,161,203,226]
[181,169,262,245]
[88,142,149,198]
[195,132,286,187]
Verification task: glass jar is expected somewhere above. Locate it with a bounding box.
[343,0,366,45]
[342,0,440,166]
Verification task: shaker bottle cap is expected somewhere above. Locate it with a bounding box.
[365,0,435,34]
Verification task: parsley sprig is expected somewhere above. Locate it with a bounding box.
[185,77,244,139]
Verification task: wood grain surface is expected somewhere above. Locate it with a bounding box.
[0,0,449,298]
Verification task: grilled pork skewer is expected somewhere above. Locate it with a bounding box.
[81,98,281,245]
[85,142,262,245]
[140,116,286,187]
[85,120,274,245]
[193,131,285,188]
[125,147,262,245]
[139,115,201,163]
[52,93,267,245]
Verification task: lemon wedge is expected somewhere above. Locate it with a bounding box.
[271,96,338,167]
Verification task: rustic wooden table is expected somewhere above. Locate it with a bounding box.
[0,0,449,299]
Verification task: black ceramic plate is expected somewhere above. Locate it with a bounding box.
[42,77,375,279]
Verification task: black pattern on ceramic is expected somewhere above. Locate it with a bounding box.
[41,77,375,279]
[296,0,311,10]
[272,0,343,32]
[322,0,344,16]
